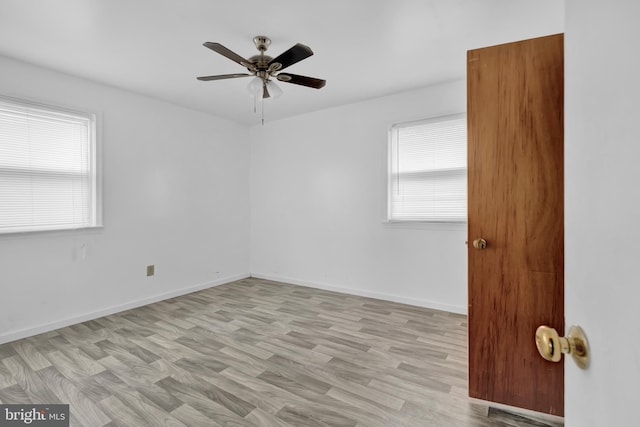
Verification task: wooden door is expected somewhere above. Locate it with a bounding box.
[467,34,564,416]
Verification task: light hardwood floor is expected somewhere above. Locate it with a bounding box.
[0,278,563,426]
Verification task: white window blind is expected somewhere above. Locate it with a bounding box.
[388,113,467,222]
[0,97,99,234]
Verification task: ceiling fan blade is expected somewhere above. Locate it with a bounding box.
[203,42,249,66]
[263,83,270,99]
[197,73,251,81]
[268,43,313,70]
[277,73,326,89]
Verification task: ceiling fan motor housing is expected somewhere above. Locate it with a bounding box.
[247,55,273,70]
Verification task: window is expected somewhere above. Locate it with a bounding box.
[0,96,100,234]
[387,113,467,222]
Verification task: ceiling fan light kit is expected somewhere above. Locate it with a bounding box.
[265,80,283,98]
[247,76,263,97]
[197,35,326,122]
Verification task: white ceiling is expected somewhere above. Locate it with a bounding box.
[0,0,564,125]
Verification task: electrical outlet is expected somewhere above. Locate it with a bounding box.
[146,265,155,277]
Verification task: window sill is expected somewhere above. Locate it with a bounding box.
[382,220,467,231]
[0,225,104,240]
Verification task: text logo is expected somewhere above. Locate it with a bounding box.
[0,405,68,426]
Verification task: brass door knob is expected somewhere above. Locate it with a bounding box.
[472,238,487,249]
[535,325,590,369]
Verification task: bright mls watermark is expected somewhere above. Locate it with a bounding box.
[0,405,68,426]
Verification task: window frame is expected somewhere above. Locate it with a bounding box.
[386,112,467,225]
[0,95,103,235]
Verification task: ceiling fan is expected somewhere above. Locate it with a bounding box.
[197,35,326,99]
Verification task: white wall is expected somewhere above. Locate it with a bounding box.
[250,80,468,313]
[565,1,640,425]
[0,56,251,344]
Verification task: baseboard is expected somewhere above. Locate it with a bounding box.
[1,272,466,345]
[250,273,467,315]
[0,272,250,345]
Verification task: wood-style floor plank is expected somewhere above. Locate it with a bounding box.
[0,278,563,426]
